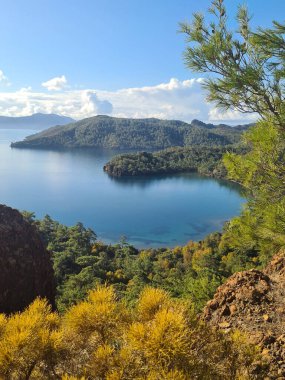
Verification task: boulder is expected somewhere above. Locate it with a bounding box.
[0,204,55,313]
[202,251,285,378]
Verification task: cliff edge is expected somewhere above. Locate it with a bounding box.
[0,204,55,313]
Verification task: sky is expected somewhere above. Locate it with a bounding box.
[0,0,283,123]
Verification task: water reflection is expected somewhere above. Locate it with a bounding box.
[108,171,244,195]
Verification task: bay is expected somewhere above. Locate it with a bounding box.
[0,129,244,248]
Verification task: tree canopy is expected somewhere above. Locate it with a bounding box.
[180,0,285,126]
[11,115,249,150]
[103,145,245,179]
[181,0,285,259]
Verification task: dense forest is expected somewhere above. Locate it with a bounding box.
[103,145,246,178]
[22,213,263,314]
[11,116,251,150]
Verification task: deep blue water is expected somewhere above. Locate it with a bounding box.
[1,129,245,248]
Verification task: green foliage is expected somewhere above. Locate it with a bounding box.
[177,271,222,311]
[181,0,285,263]
[180,0,284,123]
[28,216,97,312]
[104,145,246,178]
[223,119,285,261]
[11,115,250,150]
[25,214,260,313]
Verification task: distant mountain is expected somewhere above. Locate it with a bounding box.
[191,119,254,131]
[0,113,75,130]
[11,115,253,150]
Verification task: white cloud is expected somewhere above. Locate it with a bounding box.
[208,108,256,124]
[80,91,113,115]
[107,77,209,121]
[0,70,10,87]
[0,77,257,124]
[42,75,67,91]
[19,86,32,93]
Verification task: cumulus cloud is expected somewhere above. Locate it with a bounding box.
[0,89,113,119]
[107,77,209,121]
[80,91,113,115]
[42,75,67,91]
[0,77,257,124]
[105,78,256,124]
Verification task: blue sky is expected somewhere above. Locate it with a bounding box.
[0,0,283,122]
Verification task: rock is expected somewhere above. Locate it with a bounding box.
[202,250,285,378]
[229,304,237,315]
[221,305,231,316]
[0,204,55,313]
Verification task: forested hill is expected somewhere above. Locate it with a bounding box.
[11,115,253,150]
[104,146,240,179]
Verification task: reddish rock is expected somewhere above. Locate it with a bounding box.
[202,250,285,378]
[0,204,55,313]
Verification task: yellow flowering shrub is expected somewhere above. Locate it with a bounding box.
[0,285,260,379]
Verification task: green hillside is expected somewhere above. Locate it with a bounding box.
[11,115,252,150]
[103,145,246,179]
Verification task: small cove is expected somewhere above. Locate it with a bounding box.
[1,129,245,248]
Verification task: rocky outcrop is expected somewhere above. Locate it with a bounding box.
[0,204,55,313]
[203,251,285,379]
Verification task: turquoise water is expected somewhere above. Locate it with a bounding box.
[1,129,244,248]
